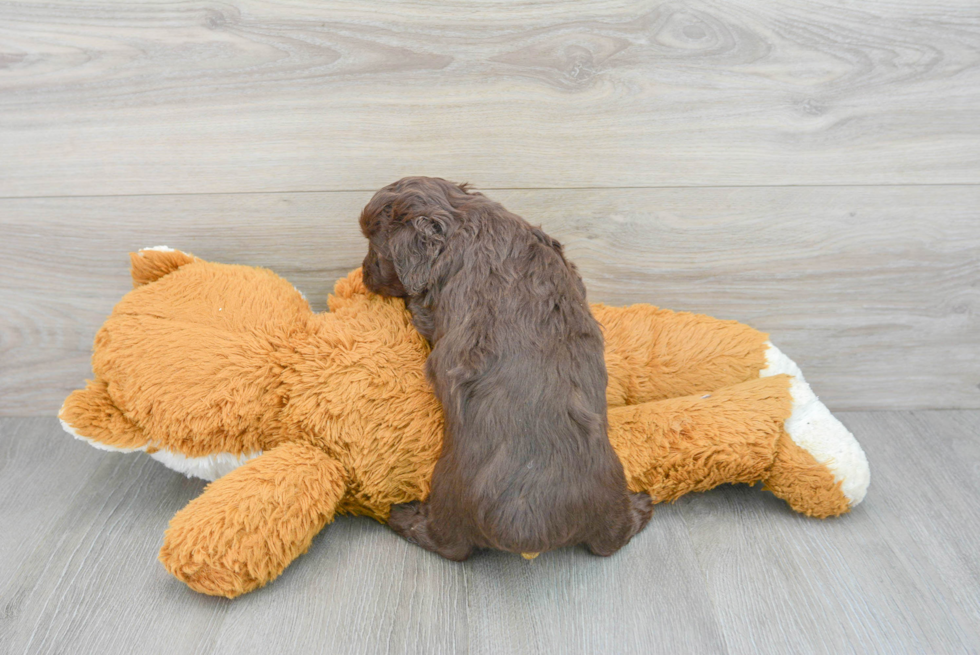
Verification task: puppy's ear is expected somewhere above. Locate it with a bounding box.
[531,226,564,256]
[531,226,587,299]
[390,213,449,295]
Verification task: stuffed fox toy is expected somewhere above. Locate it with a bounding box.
[60,248,870,598]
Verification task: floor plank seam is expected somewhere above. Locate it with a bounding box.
[2,181,980,202]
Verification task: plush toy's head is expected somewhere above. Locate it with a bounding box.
[61,247,444,518]
[60,248,869,598]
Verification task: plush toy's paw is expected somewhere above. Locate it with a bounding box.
[761,342,871,512]
[764,433,852,518]
[159,444,347,598]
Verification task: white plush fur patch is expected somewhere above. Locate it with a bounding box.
[147,449,262,481]
[60,414,146,454]
[60,407,260,482]
[761,342,871,506]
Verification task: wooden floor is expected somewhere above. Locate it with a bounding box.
[2,1,979,653]
[1,412,978,654]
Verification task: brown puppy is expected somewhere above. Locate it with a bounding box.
[359,176,652,560]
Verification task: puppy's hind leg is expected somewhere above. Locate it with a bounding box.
[387,501,475,561]
[628,491,655,536]
[584,492,654,557]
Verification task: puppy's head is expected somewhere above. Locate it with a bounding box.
[359,177,467,297]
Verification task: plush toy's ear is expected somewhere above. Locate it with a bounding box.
[389,213,449,295]
[129,247,196,287]
[60,378,150,452]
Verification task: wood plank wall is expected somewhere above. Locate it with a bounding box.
[1,0,978,415]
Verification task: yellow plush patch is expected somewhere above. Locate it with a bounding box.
[61,249,859,598]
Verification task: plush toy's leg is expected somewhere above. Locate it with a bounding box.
[609,374,866,517]
[761,342,871,512]
[609,376,793,503]
[595,303,870,514]
[159,442,346,598]
[59,379,150,452]
[593,303,771,405]
[763,432,851,518]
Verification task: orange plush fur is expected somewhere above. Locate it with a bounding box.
[60,249,869,598]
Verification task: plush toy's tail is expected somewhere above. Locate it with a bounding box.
[608,372,869,519]
[129,246,196,287]
[760,342,871,511]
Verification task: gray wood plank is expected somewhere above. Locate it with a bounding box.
[0,418,104,593]
[205,519,471,655]
[0,419,230,655]
[0,418,726,655]
[460,513,728,655]
[1,0,979,196]
[677,410,980,655]
[3,413,979,654]
[844,412,980,632]
[2,185,978,416]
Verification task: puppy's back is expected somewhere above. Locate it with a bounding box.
[428,227,632,553]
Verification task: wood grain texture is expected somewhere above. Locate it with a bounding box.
[2,412,978,654]
[1,0,979,196]
[0,419,228,655]
[458,514,726,654]
[200,518,471,655]
[2,185,977,416]
[678,410,980,654]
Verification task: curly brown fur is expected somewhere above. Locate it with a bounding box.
[360,176,652,560]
